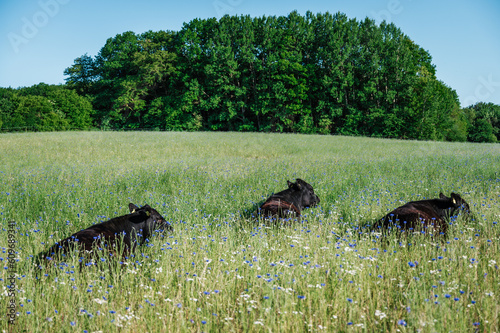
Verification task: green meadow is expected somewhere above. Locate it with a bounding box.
[1,131,499,332]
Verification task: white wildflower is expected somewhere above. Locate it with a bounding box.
[375,310,387,319]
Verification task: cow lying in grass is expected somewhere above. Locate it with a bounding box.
[254,179,320,222]
[38,203,172,262]
[373,192,471,237]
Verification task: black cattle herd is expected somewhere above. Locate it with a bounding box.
[38,178,471,264]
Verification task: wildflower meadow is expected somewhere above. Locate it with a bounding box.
[1,131,499,332]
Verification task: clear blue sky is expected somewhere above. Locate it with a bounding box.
[1,0,499,106]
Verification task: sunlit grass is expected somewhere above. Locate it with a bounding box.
[0,131,499,332]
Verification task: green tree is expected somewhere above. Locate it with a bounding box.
[13,95,69,131]
[47,88,94,129]
[59,11,483,141]
[469,118,495,143]
[0,84,94,131]
[64,54,97,95]
[304,12,356,134]
[464,102,500,142]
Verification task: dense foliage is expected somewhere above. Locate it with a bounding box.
[462,102,500,143]
[0,84,94,131]
[1,11,498,142]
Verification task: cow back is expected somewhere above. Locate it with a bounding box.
[39,203,171,261]
[375,192,470,237]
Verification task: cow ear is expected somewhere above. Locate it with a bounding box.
[296,179,306,188]
[129,203,140,213]
[439,193,447,199]
[287,180,293,188]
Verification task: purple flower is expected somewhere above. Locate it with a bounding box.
[398,319,407,326]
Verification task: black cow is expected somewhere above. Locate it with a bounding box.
[254,179,320,222]
[39,203,172,261]
[374,193,470,237]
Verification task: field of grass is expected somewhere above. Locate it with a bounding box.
[1,131,499,332]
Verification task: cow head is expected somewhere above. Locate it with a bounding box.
[128,203,173,235]
[439,193,471,219]
[287,179,320,209]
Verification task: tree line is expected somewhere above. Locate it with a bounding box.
[0,11,498,142]
[0,84,93,131]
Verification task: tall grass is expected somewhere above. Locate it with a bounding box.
[1,131,499,332]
